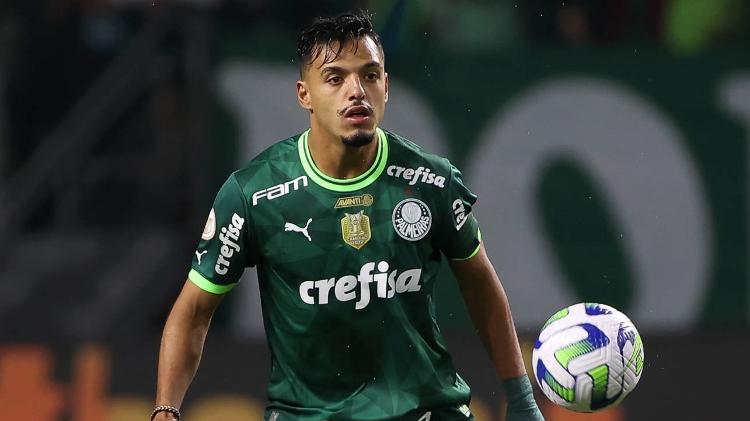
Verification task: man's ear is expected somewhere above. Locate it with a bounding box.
[297,80,313,112]
[384,72,389,103]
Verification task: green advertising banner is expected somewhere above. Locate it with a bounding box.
[211,30,748,334]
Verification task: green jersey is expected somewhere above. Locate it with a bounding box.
[189,128,481,420]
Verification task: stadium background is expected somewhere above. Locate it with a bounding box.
[0,0,747,420]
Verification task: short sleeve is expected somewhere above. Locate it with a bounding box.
[438,163,481,260]
[189,175,253,294]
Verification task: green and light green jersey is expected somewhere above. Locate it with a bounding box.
[190,128,481,420]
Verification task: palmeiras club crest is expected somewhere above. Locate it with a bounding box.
[341,210,371,249]
[392,198,432,241]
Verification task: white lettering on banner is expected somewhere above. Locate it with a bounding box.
[386,165,445,188]
[215,213,245,275]
[251,176,308,206]
[719,73,750,323]
[298,262,422,310]
[468,77,710,330]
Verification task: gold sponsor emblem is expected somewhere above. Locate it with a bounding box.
[341,210,371,249]
[335,193,374,209]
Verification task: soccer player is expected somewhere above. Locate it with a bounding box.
[153,11,545,421]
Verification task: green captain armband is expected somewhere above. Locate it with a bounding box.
[503,375,545,421]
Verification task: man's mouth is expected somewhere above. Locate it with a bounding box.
[342,105,373,120]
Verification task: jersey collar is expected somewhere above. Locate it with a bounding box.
[298,128,389,192]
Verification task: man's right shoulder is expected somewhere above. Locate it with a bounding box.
[229,134,301,186]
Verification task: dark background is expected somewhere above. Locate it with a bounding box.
[0,1,748,420]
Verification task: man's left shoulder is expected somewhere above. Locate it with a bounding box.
[383,130,454,188]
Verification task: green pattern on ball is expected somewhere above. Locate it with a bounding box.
[544,370,576,403]
[541,308,570,331]
[554,339,595,369]
[627,332,645,376]
[588,364,610,407]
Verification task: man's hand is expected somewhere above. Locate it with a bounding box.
[504,375,545,421]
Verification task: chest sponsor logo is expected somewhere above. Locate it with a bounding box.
[299,261,423,310]
[215,213,245,275]
[251,175,308,206]
[341,210,371,249]
[334,193,374,208]
[386,165,445,188]
[452,199,469,231]
[201,208,216,240]
[392,198,432,241]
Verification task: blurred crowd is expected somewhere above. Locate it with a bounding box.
[0,0,747,350]
[0,0,748,203]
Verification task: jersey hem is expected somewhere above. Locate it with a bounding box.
[189,268,237,294]
[450,228,482,261]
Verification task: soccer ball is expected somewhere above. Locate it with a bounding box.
[531,303,644,412]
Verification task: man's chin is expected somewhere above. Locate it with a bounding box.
[341,130,376,147]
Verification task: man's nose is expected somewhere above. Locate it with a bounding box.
[347,76,366,101]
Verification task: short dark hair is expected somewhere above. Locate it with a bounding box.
[297,11,383,76]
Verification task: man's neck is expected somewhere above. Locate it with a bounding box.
[307,127,379,180]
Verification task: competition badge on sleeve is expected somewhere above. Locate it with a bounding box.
[195,209,216,265]
[202,208,216,240]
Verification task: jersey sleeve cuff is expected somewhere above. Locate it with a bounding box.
[189,268,238,294]
[450,229,482,261]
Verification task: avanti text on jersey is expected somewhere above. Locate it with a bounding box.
[298,261,422,310]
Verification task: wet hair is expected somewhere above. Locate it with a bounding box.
[297,11,383,77]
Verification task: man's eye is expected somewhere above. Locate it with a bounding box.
[366,73,380,80]
[327,76,342,84]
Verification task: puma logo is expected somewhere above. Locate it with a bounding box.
[284,218,312,242]
[195,250,207,265]
[417,411,432,421]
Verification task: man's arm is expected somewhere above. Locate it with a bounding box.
[153,279,224,420]
[449,243,544,421]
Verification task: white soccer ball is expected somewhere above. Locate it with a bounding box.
[531,303,644,412]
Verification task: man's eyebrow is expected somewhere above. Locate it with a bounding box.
[362,61,384,69]
[320,61,384,76]
[320,65,347,75]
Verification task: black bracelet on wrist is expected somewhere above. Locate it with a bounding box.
[151,405,181,420]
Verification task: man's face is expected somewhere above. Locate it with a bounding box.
[297,36,388,147]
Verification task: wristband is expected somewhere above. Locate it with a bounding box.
[502,375,537,410]
[151,405,181,420]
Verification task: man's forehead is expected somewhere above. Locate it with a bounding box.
[313,36,384,69]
